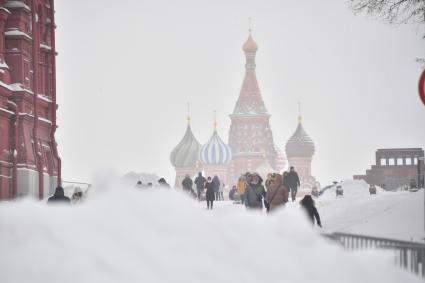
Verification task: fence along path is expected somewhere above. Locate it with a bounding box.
[324,232,425,278]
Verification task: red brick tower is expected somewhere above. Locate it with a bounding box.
[0,0,60,200]
[227,30,277,184]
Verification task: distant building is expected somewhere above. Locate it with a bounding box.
[354,148,425,190]
[0,0,61,200]
[171,30,329,188]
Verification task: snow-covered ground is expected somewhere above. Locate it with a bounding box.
[0,180,423,283]
[317,180,424,242]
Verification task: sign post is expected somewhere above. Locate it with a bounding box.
[420,157,425,233]
[420,70,425,106]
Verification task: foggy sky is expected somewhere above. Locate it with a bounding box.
[54,0,425,186]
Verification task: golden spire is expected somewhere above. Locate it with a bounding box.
[298,101,302,123]
[243,17,258,52]
[187,102,191,126]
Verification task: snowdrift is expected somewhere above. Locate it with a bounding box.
[317,180,424,242]
[320,179,385,200]
[0,185,421,283]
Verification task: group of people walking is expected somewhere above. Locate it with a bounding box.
[226,166,321,227]
[48,168,321,227]
[181,173,225,209]
[234,166,301,208]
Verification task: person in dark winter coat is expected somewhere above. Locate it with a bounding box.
[47,186,71,205]
[194,172,206,201]
[286,166,300,202]
[182,175,193,193]
[300,195,322,227]
[212,175,221,200]
[205,177,216,209]
[229,185,237,201]
[245,173,266,210]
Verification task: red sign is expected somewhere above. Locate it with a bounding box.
[420,70,425,106]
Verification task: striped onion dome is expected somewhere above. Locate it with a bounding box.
[170,126,201,168]
[285,121,315,158]
[200,130,232,166]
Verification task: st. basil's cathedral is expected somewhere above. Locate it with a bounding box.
[170,30,319,194]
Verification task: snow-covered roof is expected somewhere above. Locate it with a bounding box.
[0,7,11,14]
[5,29,32,40]
[38,117,52,125]
[38,94,52,103]
[5,1,31,12]
[0,107,14,115]
[40,43,52,51]
[0,60,9,69]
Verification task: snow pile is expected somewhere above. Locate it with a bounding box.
[320,179,385,200]
[317,180,424,241]
[0,186,421,283]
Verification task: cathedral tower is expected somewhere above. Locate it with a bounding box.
[285,104,319,193]
[227,29,277,184]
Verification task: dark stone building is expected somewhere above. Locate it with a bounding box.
[354,148,425,190]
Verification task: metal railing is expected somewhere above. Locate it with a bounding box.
[324,232,425,278]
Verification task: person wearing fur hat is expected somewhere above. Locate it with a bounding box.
[300,195,322,227]
[265,173,289,212]
[244,172,266,210]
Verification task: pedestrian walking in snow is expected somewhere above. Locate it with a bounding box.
[182,174,193,193]
[229,185,237,200]
[205,177,216,209]
[218,180,224,201]
[237,175,247,204]
[265,173,289,212]
[286,166,300,202]
[47,186,71,205]
[212,175,221,201]
[194,172,206,201]
[300,195,322,227]
[245,172,266,210]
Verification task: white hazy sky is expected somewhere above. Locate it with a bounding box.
[55,0,425,186]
